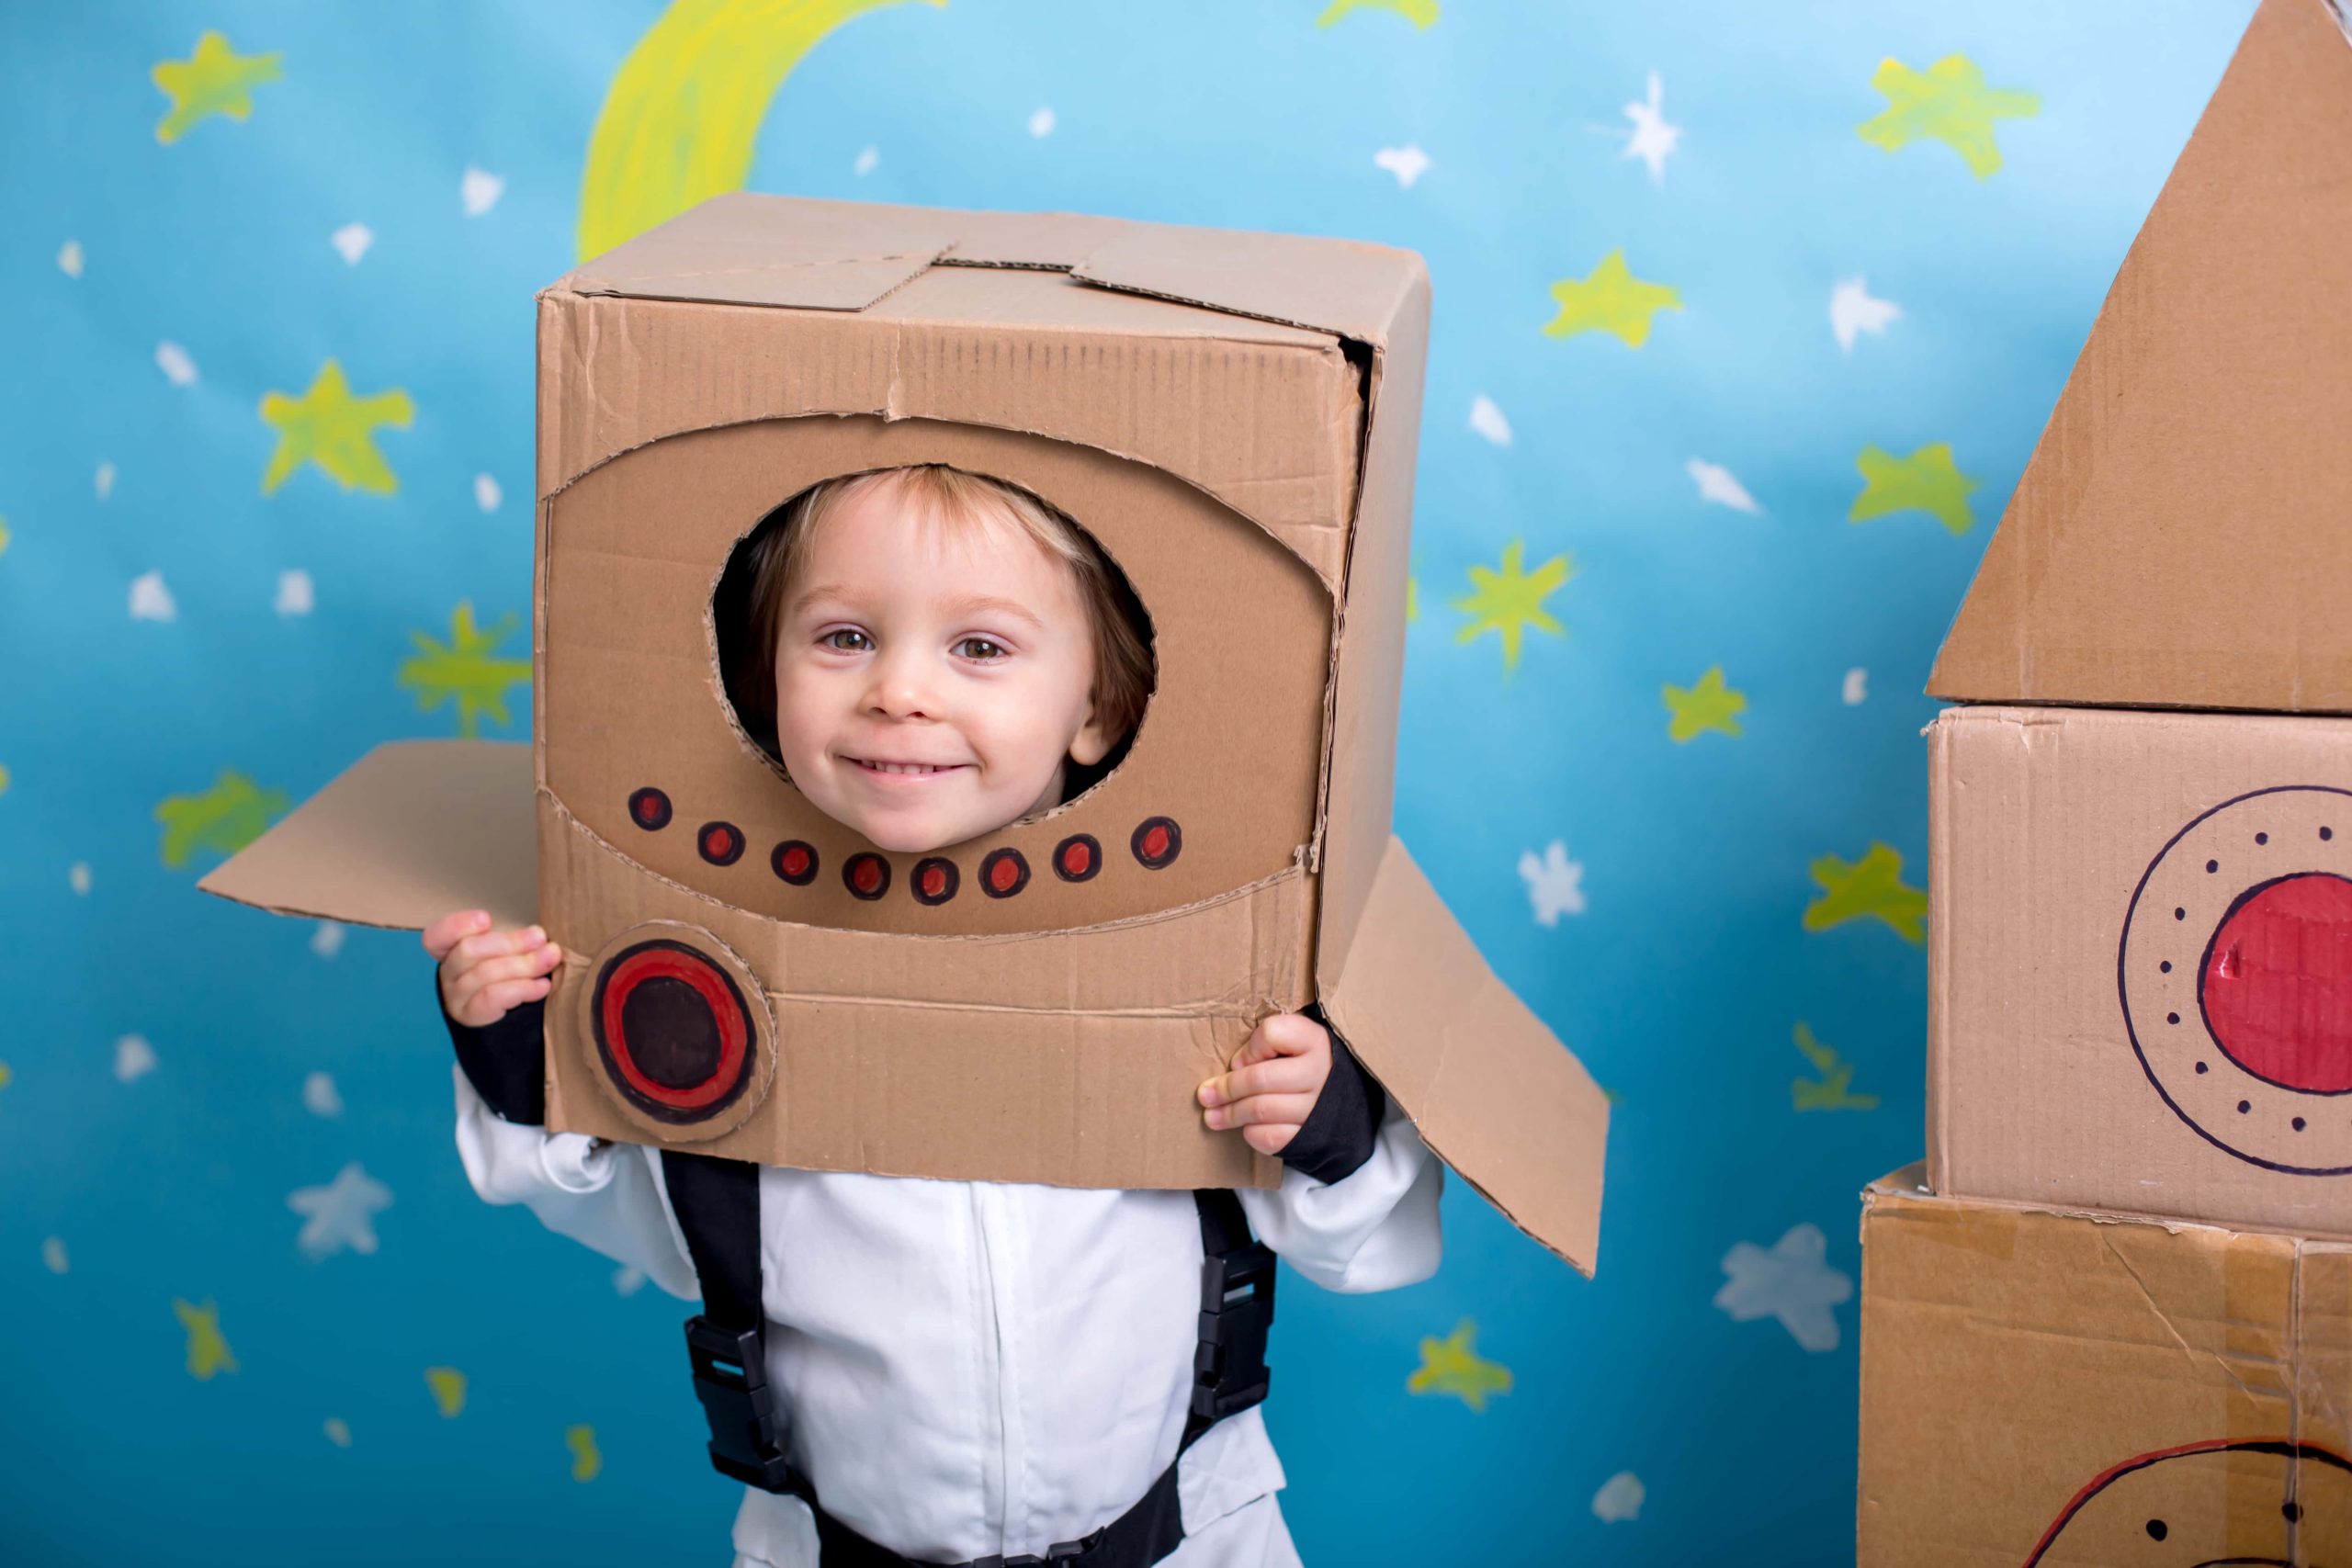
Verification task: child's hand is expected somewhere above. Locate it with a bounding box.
[1197,1011,1331,1156]
[423,908,563,1029]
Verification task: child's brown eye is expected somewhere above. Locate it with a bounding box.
[956,637,1004,660]
[823,629,870,652]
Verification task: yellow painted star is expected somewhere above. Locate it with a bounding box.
[426,1366,468,1418]
[1663,665,1746,742]
[174,1298,239,1379]
[1408,1318,1512,1412]
[1317,0,1440,27]
[155,770,288,869]
[400,603,533,737]
[152,32,283,145]
[1850,443,1979,536]
[1859,55,2039,178]
[1792,1022,1879,1111]
[1544,250,1679,348]
[1453,540,1571,676]
[0,1060,12,1095]
[1804,842,1928,945]
[259,361,414,496]
[566,1424,604,1482]
[0,514,11,558]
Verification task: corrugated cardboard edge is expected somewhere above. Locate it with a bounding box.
[1322,835,1608,1274]
[197,740,537,933]
[1924,716,1955,1192]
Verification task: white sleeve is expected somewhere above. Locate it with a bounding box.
[1233,1092,1443,1294]
[451,1066,702,1302]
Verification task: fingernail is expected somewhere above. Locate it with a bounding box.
[1204,1109,1227,1131]
[1197,1083,1221,1108]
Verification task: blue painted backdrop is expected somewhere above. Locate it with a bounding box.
[0,2,2256,1562]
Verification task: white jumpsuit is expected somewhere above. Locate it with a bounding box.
[454,1070,1443,1567]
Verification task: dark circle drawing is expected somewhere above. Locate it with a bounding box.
[2025,1438,2352,1567]
[1053,833,1102,883]
[843,852,890,901]
[912,856,959,906]
[2118,785,2352,1175]
[979,848,1030,899]
[696,821,745,866]
[628,787,673,831]
[1131,816,1182,871]
[770,840,818,886]
[590,938,755,1125]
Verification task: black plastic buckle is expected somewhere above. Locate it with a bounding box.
[1191,1236,1276,1422]
[971,1541,1091,1568]
[684,1314,802,1495]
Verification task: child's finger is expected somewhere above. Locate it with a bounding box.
[448,924,547,973]
[1200,1053,1321,1108]
[1204,1090,1316,1131]
[422,909,492,961]
[1229,1012,1327,1069]
[456,949,560,997]
[1243,1124,1298,1156]
[458,975,553,1025]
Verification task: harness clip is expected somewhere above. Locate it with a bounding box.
[1190,1236,1276,1422]
[685,1314,803,1495]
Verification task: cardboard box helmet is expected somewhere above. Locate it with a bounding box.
[203,194,1609,1272]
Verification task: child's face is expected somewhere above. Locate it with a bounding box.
[769,479,1116,854]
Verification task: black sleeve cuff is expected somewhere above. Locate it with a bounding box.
[1276,1003,1385,1186]
[438,974,548,1127]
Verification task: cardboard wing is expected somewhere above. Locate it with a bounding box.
[198,741,536,932]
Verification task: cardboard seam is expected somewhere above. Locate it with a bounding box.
[761,991,1282,1021]
[567,251,946,288]
[546,793,1311,944]
[2098,1229,2279,1404]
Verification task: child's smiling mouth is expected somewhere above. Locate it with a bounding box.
[843,755,968,778]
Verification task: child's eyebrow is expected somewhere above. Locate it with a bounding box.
[788,583,1046,634]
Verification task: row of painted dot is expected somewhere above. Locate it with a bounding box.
[2151,820,2343,1133]
[624,786,1182,904]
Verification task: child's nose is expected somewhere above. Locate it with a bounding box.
[863,649,939,718]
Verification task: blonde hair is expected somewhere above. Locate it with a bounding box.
[732,465,1155,761]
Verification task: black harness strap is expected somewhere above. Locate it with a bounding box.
[660,1152,1274,1568]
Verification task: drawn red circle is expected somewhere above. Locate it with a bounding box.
[597,944,748,1112]
[771,840,816,886]
[1054,834,1099,882]
[980,848,1030,898]
[2202,872,2352,1094]
[844,852,890,900]
[698,821,744,866]
[628,787,672,830]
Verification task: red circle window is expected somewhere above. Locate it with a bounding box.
[1054,834,1101,883]
[843,852,891,901]
[628,788,673,830]
[980,848,1030,899]
[2201,872,2352,1094]
[1130,817,1182,871]
[697,821,745,867]
[771,840,818,886]
[590,940,756,1124]
[912,856,959,906]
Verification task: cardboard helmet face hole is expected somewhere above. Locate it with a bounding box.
[707,462,1159,829]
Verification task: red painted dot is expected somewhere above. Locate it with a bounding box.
[1060,840,1093,878]
[923,866,945,896]
[2201,873,2352,1093]
[991,860,1016,891]
[697,822,744,867]
[628,788,673,830]
[854,861,882,893]
[978,848,1030,898]
[1142,825,1169,860]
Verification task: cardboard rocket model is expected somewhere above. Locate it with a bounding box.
[199,195,1611,1272]
[1921,0,2352,1242]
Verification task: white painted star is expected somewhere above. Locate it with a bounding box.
[854,145,879,176]
[1518,840,1587,926]
[323,1416,352,1448]
[41,1236,69,1274]
[1830,276,1903,353]
[472,473,502,513]
[129,570,176,622]
[1374,143,1430,188]
[1687,458,1760,514]
[57,240,84,278]
[275,569,314,616]
[95,461,116,501]
[288,1162,393,1260]
[1467,394,1512,447]
[1713,1223,1852,1352]
[1592,1471,1645,1524]
[155,341,198,387]
[114,1033,157,1083]
[311,919,345,958]
[303,1071,344,1118]
[331,222,374,265]
[1622,72,1679,186]
[1842,667,1869,705]
[1027,106,1056,138]
[460,166,504,217]
[68,862,92,895]
[614,1264,647,1297]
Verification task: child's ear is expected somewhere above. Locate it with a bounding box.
[1069,706,1117,769]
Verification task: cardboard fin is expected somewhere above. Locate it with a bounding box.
[1318,834,1608,1274]
[1928,0,2352,713]
[198,740,537,932]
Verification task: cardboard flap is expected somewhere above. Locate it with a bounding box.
[1071,223,1426,347]
[1318,834,1608,1273]
[564,192,956,310]
[1928,0,2352,714]
[198,741,537,932]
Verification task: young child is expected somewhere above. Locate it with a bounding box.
[424,465,1442,1568]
